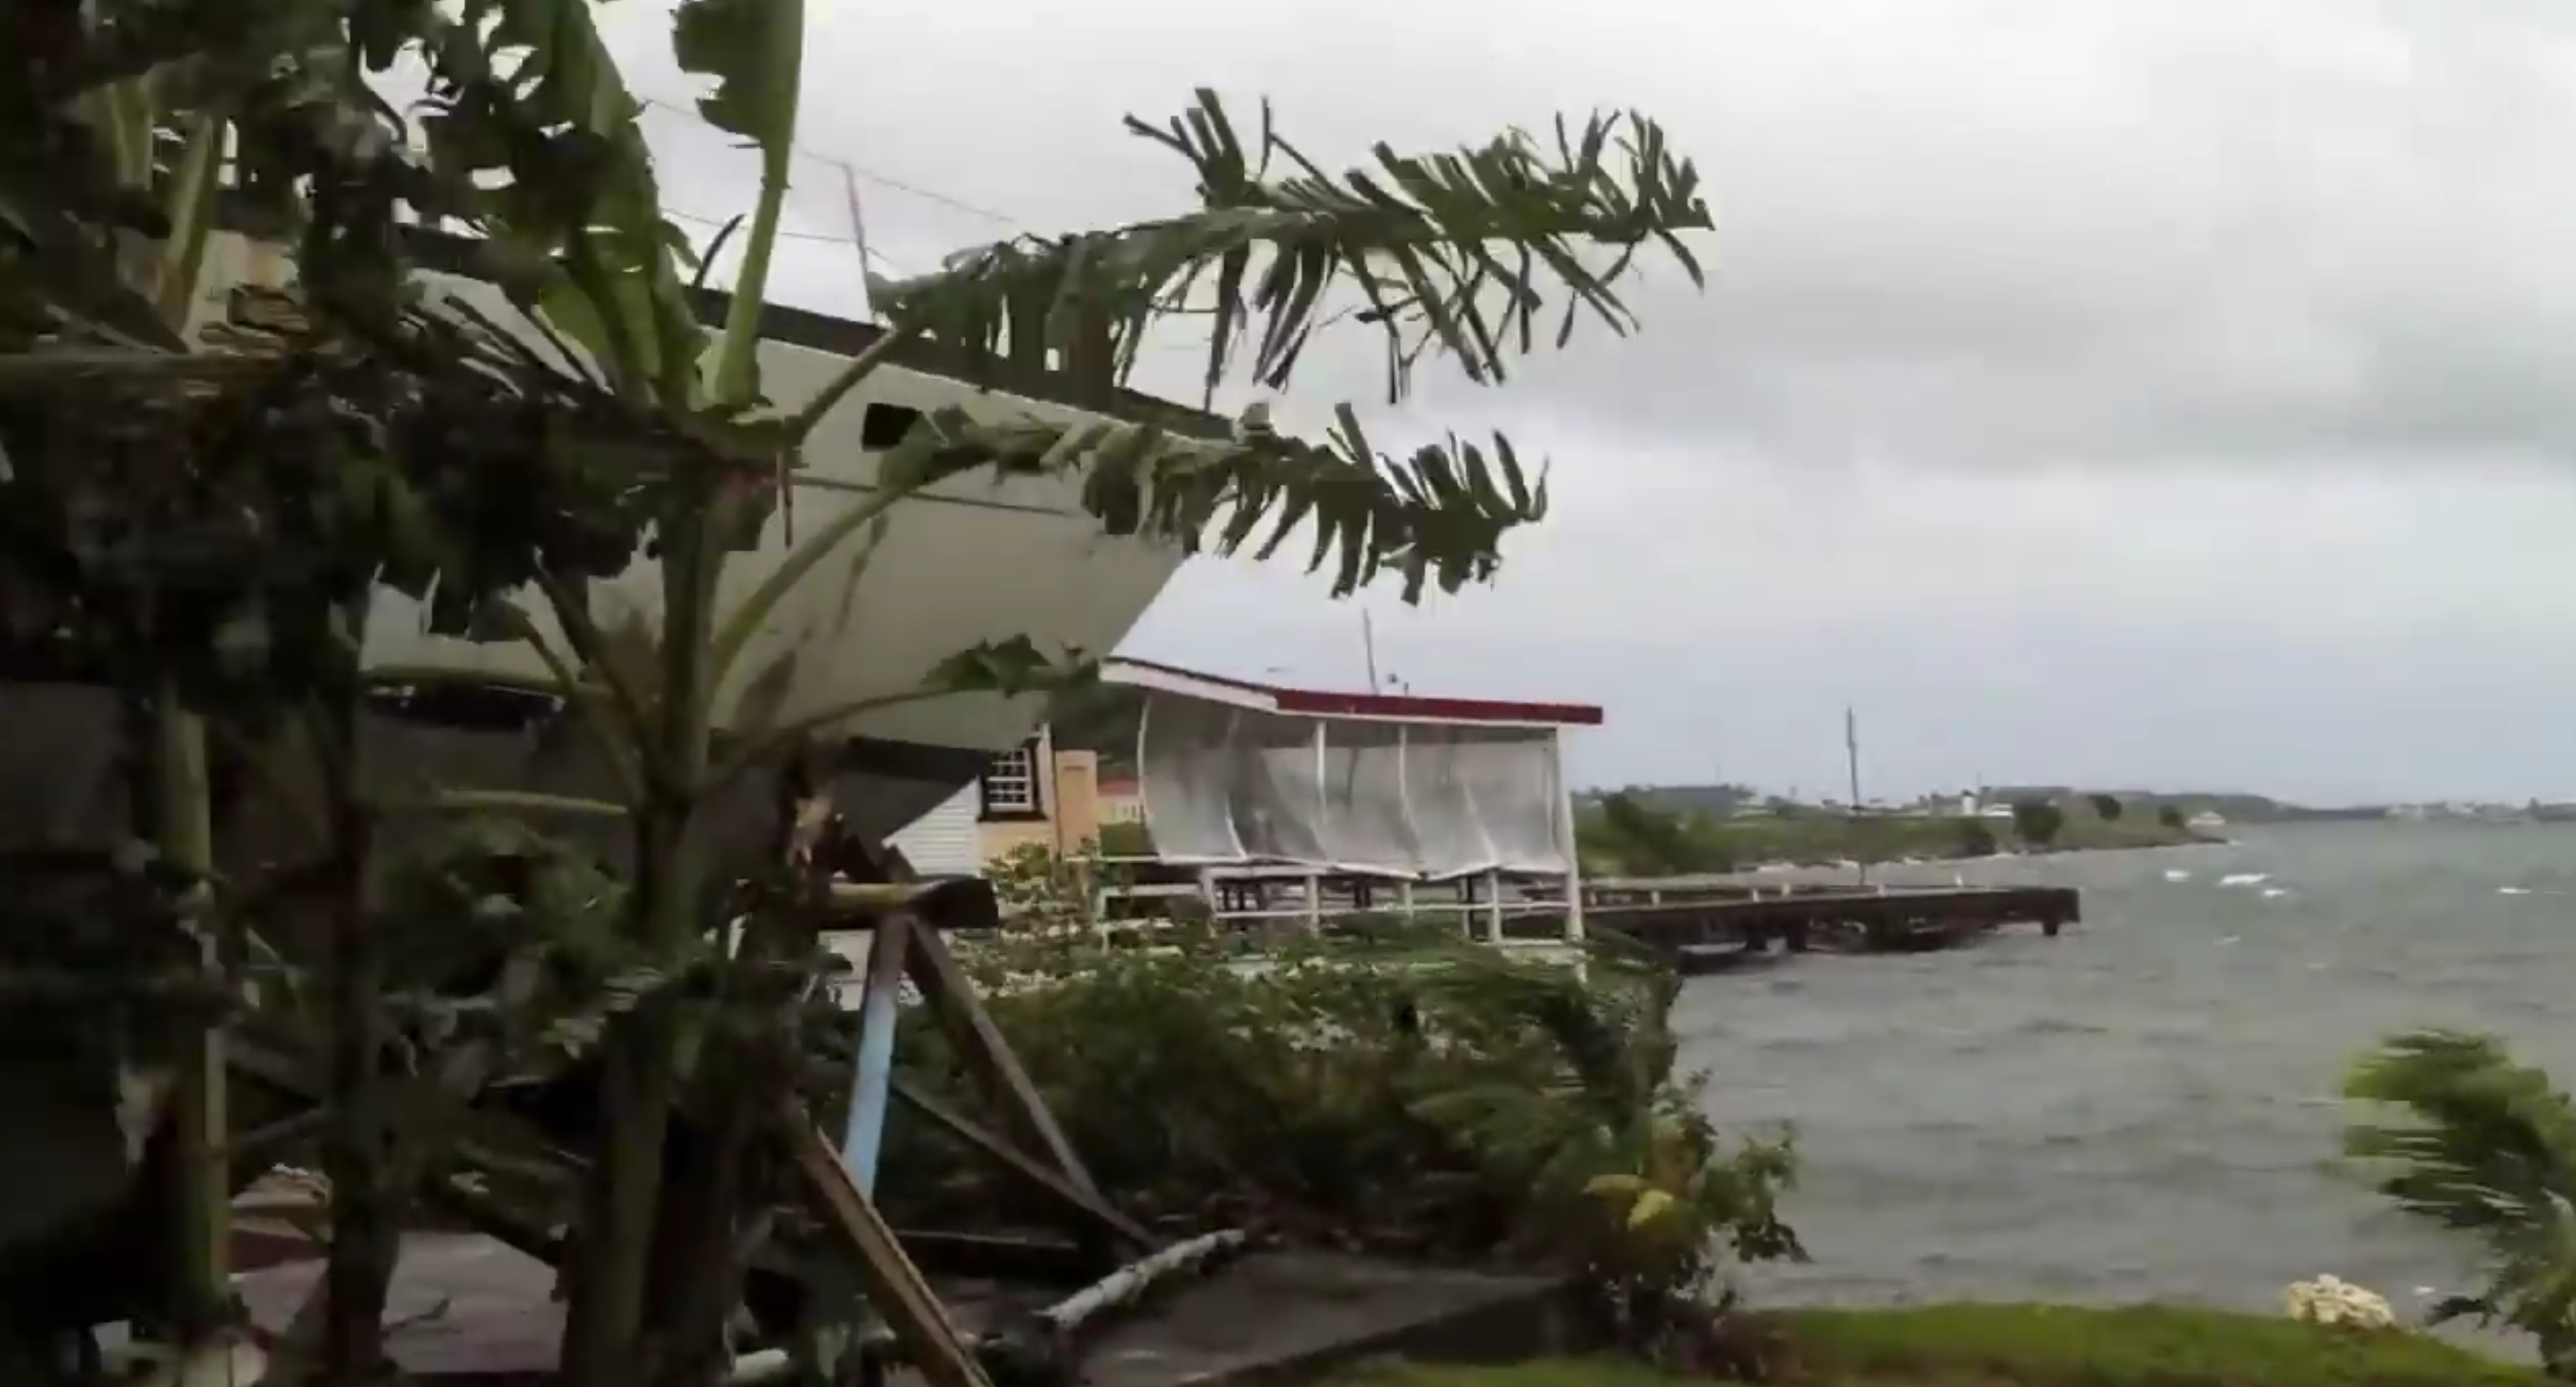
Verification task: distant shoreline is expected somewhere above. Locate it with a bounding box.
[1724,827,2226,875]
[1574,791,2223,879]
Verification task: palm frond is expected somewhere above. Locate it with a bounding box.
[877,401,1544,602]
[873,90,1709,405]
[1405,943,1666,1111]
[2346,1030,2576,1235]
[2345,1029,2576,1361]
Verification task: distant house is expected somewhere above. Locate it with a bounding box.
[2187,809,2228,832]
[1954,791,2017,820]
[1097,774,1146,825]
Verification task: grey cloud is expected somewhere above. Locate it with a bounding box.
[1491,0,2576,468]
[627,0,2576,472]
[604,0,2576,802]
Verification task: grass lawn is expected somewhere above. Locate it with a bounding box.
[1340,1304,2544,1387]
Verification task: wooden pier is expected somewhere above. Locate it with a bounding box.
[1086,863,2080,973]
[1576,879,2080,973]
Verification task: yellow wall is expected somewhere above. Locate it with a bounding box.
[977,818,1058,861]
[1052,751,1101,849]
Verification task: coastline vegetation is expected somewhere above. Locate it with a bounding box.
[1570,791,2212,878]
[1096,785,2213,875]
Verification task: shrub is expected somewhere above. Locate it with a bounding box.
[868,915,1800,1338]
[2010,799,2066,847]
[1095,819,1155,858]
[1954,819,1999,857]
[985,840,1101,931]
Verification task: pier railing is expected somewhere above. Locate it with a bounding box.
[1056,866,2076,969]
[1076,856,1584,947]
[1067,865,1920,943]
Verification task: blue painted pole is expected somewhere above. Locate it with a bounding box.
[840,923,908,1193]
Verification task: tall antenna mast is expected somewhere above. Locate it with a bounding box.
[1361,610,1382,694]
[1846,705,1868,888]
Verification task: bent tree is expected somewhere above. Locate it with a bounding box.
[0,1,1714,1383]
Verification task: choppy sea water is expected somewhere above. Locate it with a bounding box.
[1675,821,2576,1334]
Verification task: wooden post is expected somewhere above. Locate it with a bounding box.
[1551,727,1586,945]
[841,914,913,1194]
[903,921,1108,1206]
[782,1110,996,1387]
[170,890,230,1348]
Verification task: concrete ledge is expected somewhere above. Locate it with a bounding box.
[1081,1251,1596,1387]
[237,1237,1595,1387]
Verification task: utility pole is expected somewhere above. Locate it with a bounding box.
[1846,705,1867,888]
[1361,610,1381,694]
[1711,710,1723,796]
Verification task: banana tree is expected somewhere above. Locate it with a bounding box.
[0,5,340,1371]
[132,0,1727,1378]
[2,3,630,1378]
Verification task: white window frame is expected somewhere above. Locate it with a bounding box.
[980,740,1042,818]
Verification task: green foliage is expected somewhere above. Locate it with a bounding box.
[1847,1303,2531,1386]
[870,914,1799,1325]
[1333,1304,2545,1387]
[880,89,1708,408]
[2158,803,2189,830]
[2344,1031,2576,1376]
[2089,792,2123,822]
[1094,818,1156,858]
[1575,793,2184,876]
[671,0,803,155]
[982,839,1103,931]
[2010,799,2065,848]
[1788,1301,2541,1386]
[1589,792,1712,875]
[1339,1304,2542,1387]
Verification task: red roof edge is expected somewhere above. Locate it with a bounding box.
[1107,656,1604,727]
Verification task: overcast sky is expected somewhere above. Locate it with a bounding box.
[612,0,2576,805]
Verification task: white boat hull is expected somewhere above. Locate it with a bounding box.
[0,233,1206,857]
